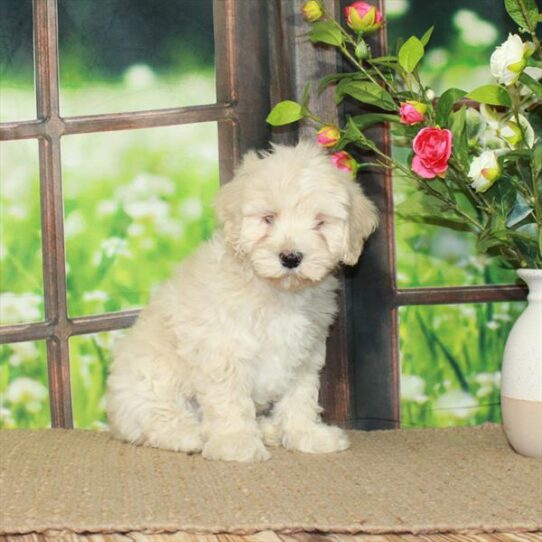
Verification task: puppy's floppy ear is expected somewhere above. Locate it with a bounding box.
[215,150,259,253]
[342,181,379,266]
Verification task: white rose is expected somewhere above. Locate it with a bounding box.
[468,150,501,193]
[490,34,526,86]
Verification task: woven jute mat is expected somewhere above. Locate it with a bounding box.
[0,426,541,536]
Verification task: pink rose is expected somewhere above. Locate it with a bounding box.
[331,151,357,175]
[399,101,427,126]
[411,127,453,179]
[344,2,383,34]
[316,125,341,148]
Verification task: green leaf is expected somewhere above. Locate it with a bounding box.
[309,21,343,46]
[436,88,467,126]
[351,113,401,130]
[507,193,533,227]
[340,81,396,111]
[398,36,425,73]
[487,178,517,217]
[420,26,435,47]
[466,85,512,107]
[369,55,398,65]
[266,101,304,126]
[396,191,464,226]
[317,73,356,95]
[504,0,539,31]
[519,72,542,97]
[539,224,542,257]
[449,106,468,166]
[532,144,542,180]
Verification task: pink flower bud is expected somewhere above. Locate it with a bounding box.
[331,151,357,175]
[301,0,323,23]
[399,101,427,126]
[316,125,341,148]
[344,2,383,34]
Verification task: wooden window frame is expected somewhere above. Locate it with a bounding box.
[0,0,528,431]
[0,0,272,428]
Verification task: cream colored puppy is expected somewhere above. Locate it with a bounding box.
[106,141,378,462]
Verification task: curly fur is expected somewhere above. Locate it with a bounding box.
[106,141,378,461]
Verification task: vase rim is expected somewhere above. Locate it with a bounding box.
[517,268,542,277]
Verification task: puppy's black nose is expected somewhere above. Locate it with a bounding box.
[279,251,303,269]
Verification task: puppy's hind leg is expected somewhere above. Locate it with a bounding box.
[107,368,203,453]
[141,395,203,453]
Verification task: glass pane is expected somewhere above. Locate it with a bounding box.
[0,141,44,325]
[62,123,219,317]
[387,1,520,288]
[58,0,215,116]
[70,330,125,430]
[399,301,526,428]
[0,341,50,428]
[0,0,35,122]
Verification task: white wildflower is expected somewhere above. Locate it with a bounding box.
[425,48,448,70]
[127,222,145,237]
[6,377,47,413]
[386,0,409,18]
[95,237,131,264]
[486,320,500,331]
[453,10,497,47]
[64,210,86,239]
[9,342,39,367]
[0,293,42,324]
[123,64,156,90]
[180,197,203,221]
[97,200,118,217]
[155,217,184,238]
[82,290,109,304]
[7,204,28,220]
[0,407,15,428]
[401,374,428,403]
[434,389,478,419]
[123,199,170,221]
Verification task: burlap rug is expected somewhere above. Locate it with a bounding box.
[1,426,541,536]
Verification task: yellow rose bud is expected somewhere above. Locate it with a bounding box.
[301,0,323,22]
[316,125,341,148]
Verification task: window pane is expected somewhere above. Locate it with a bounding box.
[0,141,44,325]
[58,0,215,116]
[62,123,219,317]
[399,301,526,428]
[0,0,35,122]
[0,341,50,428]
[70,330,125,430]
[386,1,519,287]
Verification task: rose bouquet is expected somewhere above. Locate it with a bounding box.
[268,0,542,269]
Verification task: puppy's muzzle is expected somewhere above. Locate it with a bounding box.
[279,251,303,269]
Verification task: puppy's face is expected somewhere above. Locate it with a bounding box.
[216,142,378,290]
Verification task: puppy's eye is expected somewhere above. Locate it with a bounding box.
[263,214,275,225]
[315,219,326,229]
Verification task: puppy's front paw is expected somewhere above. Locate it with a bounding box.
[202,432,271,462]
[283,424,350,454]
[258,416,283,447]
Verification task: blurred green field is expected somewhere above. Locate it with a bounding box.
[0,2,528,429]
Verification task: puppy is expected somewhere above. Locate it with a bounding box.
[106,141,378,461]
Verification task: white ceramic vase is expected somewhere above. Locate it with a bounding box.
[501,269,542,458]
